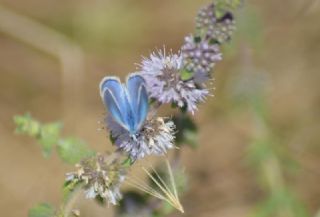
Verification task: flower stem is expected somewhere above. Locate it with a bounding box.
[62,184,83,217]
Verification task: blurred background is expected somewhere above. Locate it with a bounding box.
[0,0,320,216]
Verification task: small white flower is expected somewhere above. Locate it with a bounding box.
[66,154,125,205]
[85,186,97,199]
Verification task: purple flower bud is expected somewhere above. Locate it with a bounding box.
[196,3,236,43]
[181,35,222,83]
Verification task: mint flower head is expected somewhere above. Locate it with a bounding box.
[196,3,236,43]
[107,115,175,160]
[66,154,125,205]
[181,35,222,84]
[140,49,209,113]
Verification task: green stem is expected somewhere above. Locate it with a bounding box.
[62,185,83,217]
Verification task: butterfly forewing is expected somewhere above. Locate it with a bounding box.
[100,77,131,131]
[127,74,149,131]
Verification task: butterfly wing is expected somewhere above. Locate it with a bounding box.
[100,77,131,131]
[126,74,149,131]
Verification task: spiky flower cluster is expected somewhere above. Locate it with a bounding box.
[108,115,175,160]
[66,154,125,205]
[207,12,236,43]
[140,50,209,113]
[196,3,236,43]
[181,35,222,84]
[139,3,238,114]
[196,3,216,29]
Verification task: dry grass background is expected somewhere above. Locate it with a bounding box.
[0,0,320,216]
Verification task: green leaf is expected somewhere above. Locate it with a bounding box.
[121,157,134,167]
[39,123,62,157]
[57,138,95,164]
[14,114,96,165]
[28,203,55,217]
[180,69,193,81]
[14,114,63,158]
[14,113,41,137]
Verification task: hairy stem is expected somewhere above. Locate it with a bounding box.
[62,185,83,217]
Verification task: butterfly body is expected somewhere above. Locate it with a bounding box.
[100,74,149,136]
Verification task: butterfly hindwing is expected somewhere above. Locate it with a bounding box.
[100,77,130,131]
[127,74,149,130]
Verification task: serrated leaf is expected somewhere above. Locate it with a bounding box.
[13,114,62,157]
[14,113,41,137]
[57,138,95,164]
[39,123,62,157]
[28,203,55,217]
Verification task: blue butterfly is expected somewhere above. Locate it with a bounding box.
[100,74,149,136]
